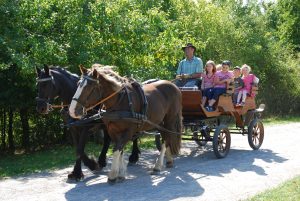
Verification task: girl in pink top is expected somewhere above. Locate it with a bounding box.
[237,64,259,106]
[206,60,234,111]
[201,60,216,107]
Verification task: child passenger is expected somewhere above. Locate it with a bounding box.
[206,60,234,111]
[201,60,216,107]
[216,64,222,72]
[233,66,244,104]
[236,64,259,106]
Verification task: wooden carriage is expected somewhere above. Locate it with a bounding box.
[180,84,265,158]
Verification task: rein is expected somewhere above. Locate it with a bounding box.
[68,110,182,136]
[72,75,182,136]
[36,97,69,110]
[73,75,125,112]
[51,104,69,108]
[86,86,124,111]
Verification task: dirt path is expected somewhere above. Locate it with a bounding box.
[1,123,300,201]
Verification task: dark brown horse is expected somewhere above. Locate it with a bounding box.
[69,64,182,183]
[35,65,141,181]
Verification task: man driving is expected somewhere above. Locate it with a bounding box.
[175,43,203,88]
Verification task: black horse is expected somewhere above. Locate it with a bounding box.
[35,65,140,181]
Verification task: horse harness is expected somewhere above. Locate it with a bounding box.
[97,81,149,128]
[77,79,182,136]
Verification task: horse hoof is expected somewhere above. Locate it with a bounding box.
[150,168,160,175]
[128,155,139,164]
[107,178,117,185]
[67,172,84,182]
[92,169,102,175]
[92,165,103,175]
[166,161,174,168]
[127,161,137,166]
[98,161,107,168]
[117,176,125,183]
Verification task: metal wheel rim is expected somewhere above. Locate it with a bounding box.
[218,130,228,153]
[251,122,262,146]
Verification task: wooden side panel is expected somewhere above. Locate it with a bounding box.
[217,95,235,112]
[240,97,256,115]
[181,89,257,120]
[181,90,203,116]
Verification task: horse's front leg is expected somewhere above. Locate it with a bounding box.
[108,149,126,184]
[152,143,166,174]
[79,128,100,173]
[107,133,129,184]
[165,146,174,168]
[128,138,140,164]
[68,128,84,181]
[98,128,111,168]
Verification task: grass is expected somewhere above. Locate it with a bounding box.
[247,175,300,201]
[0,135,157,179]
[263,115,300,125]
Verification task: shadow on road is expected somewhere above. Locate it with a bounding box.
[180,144,287,178]
[64,144,287,201]
[65,151,204,201]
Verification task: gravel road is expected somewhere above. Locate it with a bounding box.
[1,123,300,201]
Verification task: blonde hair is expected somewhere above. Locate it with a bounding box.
[241,64,251,73]
[216,64,222,71]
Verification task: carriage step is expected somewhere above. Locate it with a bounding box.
[200,105,222,117]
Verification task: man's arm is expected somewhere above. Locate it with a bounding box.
[190,58,203,78]
[190,73,202,78]
[176,61,183,75]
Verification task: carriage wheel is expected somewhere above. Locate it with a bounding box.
[248,119,264,150]
[193,128,209,146]
[213,125,231,158]
[155,134,161,151]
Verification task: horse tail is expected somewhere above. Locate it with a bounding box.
[166,112,182,156]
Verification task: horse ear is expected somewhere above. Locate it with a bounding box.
[92,68,98,78]
[43,64,49,75]
[36,66,41,76]
[79,64,88,75]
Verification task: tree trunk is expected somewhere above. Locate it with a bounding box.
[8,107,14,151]
[1,108,6,150]
[20,108,30,151]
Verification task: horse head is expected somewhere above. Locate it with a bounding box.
[35,64,56,114]
[69,65,104,119]
[69,64,125,119]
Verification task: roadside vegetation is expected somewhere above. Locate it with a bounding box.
[0,136,157,178]
[247,175,300,201]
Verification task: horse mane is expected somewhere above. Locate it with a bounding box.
[91,64,132,89]
[50,66,80,82]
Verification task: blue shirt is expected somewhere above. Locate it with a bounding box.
[176,56,203,75]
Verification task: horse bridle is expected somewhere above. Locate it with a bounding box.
[71,75,103,116]
[36,75,68,112]
[72,75,123,115]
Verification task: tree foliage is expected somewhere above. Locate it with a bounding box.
[0,0,299,151]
